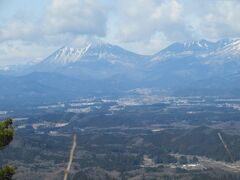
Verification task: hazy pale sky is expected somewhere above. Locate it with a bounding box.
[1,0,240,66]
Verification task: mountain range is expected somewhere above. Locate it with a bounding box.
[1,38,240,106]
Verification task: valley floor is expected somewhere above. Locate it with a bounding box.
[1,95,240,179]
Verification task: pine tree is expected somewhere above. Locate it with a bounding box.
[0,118,15,180]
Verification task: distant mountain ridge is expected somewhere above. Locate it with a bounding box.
[31,38,240,76]
[39,40,147,66]
[152,38,240,62]
[1,38,240,106]
[31,39,148,77]
[3,38,240,71]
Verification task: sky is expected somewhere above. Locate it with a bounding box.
[0,0,240,66]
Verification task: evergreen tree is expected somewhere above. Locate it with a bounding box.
[0,118,15,180]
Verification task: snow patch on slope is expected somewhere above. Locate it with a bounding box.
[46,45,91,65]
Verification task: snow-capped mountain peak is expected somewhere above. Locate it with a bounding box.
[40,39,115,65]
[222,39,240,53]
[37,38,147,69]
[160,39,216,54]
[151,38,240,64]
[183,39,212,49]
[213,39,240,58]
[45,45,91,65]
